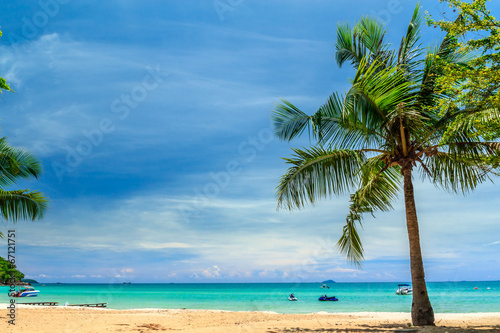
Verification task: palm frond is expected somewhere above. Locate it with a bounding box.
[277,147,365,210]
[337,157,402,267]
[335,16,393,70]
[353,156,402,212]
[306,92,386,149]
[349,57,415,118]
[335,22,367,68]
[272,99,312,142]
[357,16,392,64]
[0,137,43,188]
[421,151,491,194]
[397,3,423,75]
[0,189,48,222]
[442,108,500,143]
[337,214,364,268]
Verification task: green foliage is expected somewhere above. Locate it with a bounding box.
[277,147,366,210]
[273,3,499,266]
[0,77,12,93]
[0,256,25,284]
[426,1,500,117]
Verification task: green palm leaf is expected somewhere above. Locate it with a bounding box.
[272,99,312,142]
[0,137,48,225]
[357,16,392,65]
[0,189,48,222]
[312,92,386,148]
[277,147,365,210]
[0,137,42,187]
[397,3,423,74]
[354,157,402,211]
[337,213,365,267]
[335,16,392,69]
[337,158,402,267]
[421,151,490,194]
[349,57,415,119]
[335,22,367,68]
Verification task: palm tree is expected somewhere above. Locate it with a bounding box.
[0,52,48,238]
[272,4,497,326]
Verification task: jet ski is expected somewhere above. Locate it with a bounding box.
[288,293,297,301]
[318,295,338,301]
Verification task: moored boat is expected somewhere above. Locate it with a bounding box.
[12,286,40,297]
[396,284,412,295]
[318,295,338,301]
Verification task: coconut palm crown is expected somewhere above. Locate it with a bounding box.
[272,4,498,326]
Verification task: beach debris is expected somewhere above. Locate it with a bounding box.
[17,301,58,306]
[136,323,166,331]
[67,303,107,307]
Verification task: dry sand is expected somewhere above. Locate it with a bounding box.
[0,306,499,332]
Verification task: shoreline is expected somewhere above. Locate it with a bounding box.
[1,307,499,332]
[3,303,500,315]
[3,303,500,314]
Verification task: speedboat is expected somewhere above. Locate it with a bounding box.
[288,294,297,301]
[12,286,40,297]
[320,284,330,289]
[396,284,413,295]
[318,295,338,301]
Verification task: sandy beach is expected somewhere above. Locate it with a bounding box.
[1,306,499,332]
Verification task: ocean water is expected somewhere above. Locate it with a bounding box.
[1,281,499,313]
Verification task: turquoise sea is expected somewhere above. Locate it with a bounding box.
[1,282,499,313]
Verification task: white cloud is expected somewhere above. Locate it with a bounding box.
[201,265,221,278]
[324,267,365,274]
[137,242,193,249]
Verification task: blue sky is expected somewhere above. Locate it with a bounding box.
[0,0,498,283]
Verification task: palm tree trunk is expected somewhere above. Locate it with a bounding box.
[403,168,435,326]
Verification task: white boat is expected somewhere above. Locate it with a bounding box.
[13,286,40,297]
[396,284,412,295]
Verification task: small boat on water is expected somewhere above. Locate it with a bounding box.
[396,284,413,295]
[318,295,338,301]
[320,284,330,289]
[123,282,131,284]
[288,293,297,301]
[12,286,40,297]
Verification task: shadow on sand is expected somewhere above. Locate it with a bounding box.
[268,324,500,332]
